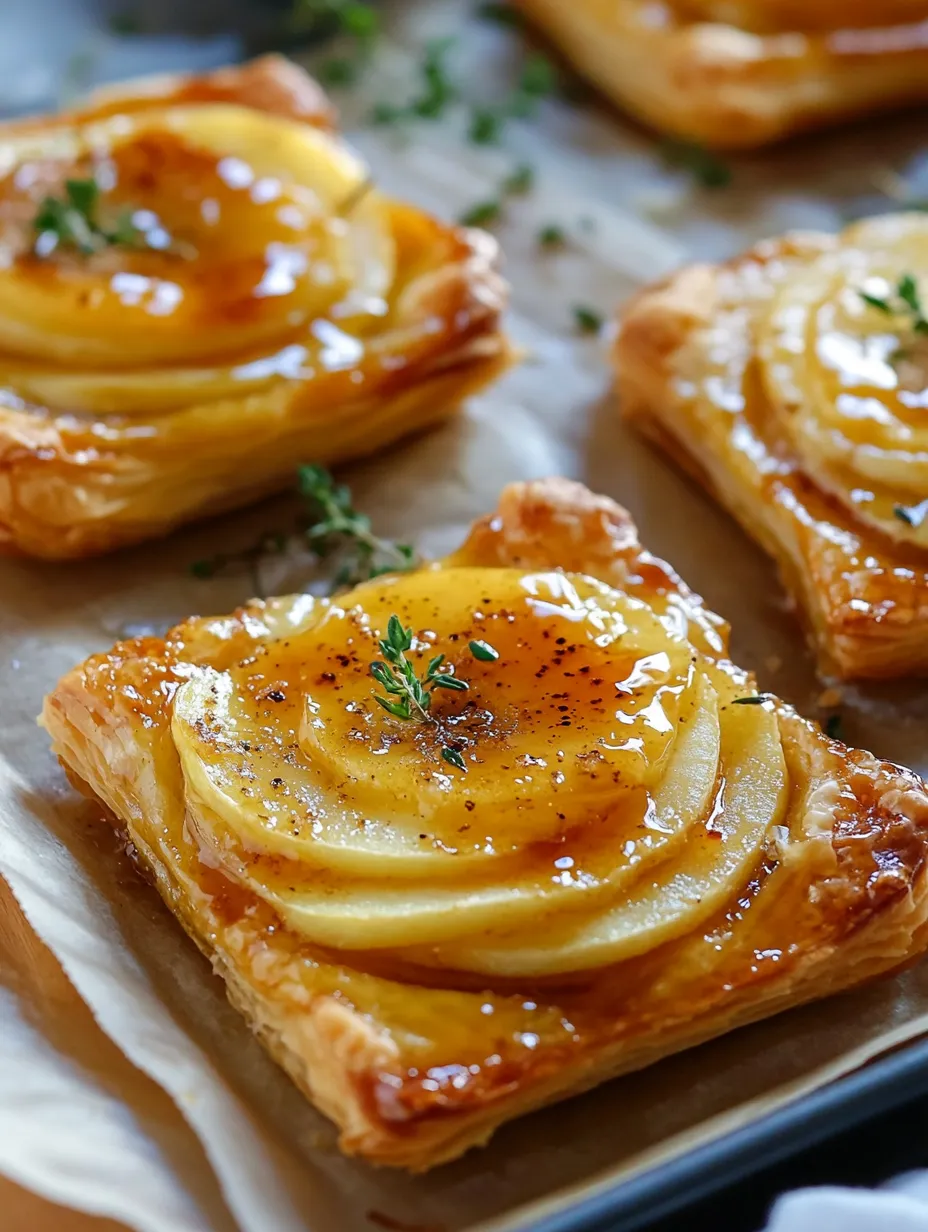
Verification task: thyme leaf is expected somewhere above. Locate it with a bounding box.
[191,465,417,594]
[33,177,146,256]
[860,273,928,337]
[573,304,603,334]
[660,139,732,189]
[370,615,469,722]
[538,223,566,248]
[298,464,417,586]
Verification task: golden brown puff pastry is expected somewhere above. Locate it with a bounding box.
[0,57,509,560]
[513,0,928,148]
[615,213,928,679]
[42,477,928,1169]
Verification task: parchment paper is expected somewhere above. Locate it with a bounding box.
[2,2,928,1229]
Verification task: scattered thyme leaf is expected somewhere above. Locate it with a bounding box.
[859,290,893,314]
[469,639,499,661]
[898,273,921,314]
[469,107,503,145]
[318,57,359,87]
[660,139,732,189]
[442,746,467,770]
[859,274,928,339]
[732,694,774,705]
[188,532,288,598]
[475,1,523,25]
[341,2,377,39]
[516,53,556,105]
[502,163,534,194]
[459,199,502,226]
[371,36,457,124]
[414,37,457,117]
[538,224,565,248]
[289,1,379,88]
[290,0,378,41]
[370,101,404,125]
[573,304,603,334]
[459,162,536,228]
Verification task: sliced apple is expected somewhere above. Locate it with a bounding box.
[0,104,393,373]
[759,212,928,548]
[417,663,786,976]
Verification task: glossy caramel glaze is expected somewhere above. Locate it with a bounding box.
[617,217,928,679]
[673,0,928,34]
[0,57,509,558]
[514,0,928,148]
[42,478,928,1168]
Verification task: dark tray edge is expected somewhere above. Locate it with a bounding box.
[525,1033,928,1232]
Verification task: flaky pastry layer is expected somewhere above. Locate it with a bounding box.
[515,0,928,148]
[0,57,509,559]
[614,222,928,679]
[42,478,928,1169]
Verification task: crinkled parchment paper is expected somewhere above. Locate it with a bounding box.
[2,2,928,1229]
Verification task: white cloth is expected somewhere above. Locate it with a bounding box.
[767,1173,928,1231]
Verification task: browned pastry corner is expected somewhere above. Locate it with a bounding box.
[514,0,928,148]
[42,477,928,1169]
[0,56,510,559]
[615,213,928,679]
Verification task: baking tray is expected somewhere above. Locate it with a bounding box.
[4,5,928,1231]
[532,1036,928,1232]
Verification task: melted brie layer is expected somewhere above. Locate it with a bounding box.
[171,566,787,974]
[759,213,928,549]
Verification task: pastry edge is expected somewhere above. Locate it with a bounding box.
[0,58,511,560]
[515,0,928,148]
[50,731,928,1171]
[613,248,928,680]
[40,476,928,1169]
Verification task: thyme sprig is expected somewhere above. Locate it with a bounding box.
[290,0,379,86]
[298,464,417,586]
[372,37,457,124]
[370,615,469,722]
[659,139,732,189]
[33,177,144,256]
[370,623,499,771]
[190,465,417,594]
[859,273,928,336]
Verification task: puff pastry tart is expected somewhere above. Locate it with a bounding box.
[616,213,928,679]
[42,477,928,1168]
[514,0,928,148]
[0,57,508,559]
